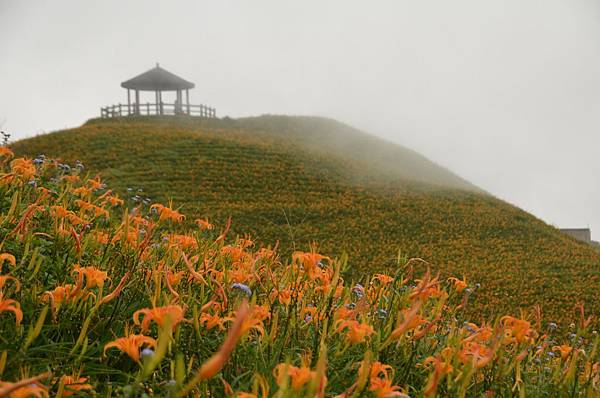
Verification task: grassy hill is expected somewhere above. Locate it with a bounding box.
[2,150,597,396]
[12,115,600,321]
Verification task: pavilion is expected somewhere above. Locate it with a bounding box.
[100,64,216,118]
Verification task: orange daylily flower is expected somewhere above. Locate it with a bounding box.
[461,322,493,343]
[422,355,454,398]
[72,264,109,289]
[104,333,157,362]
[372,274,394,285]
[66,213,87,226]
[0,147,14,159]
[231,305,270,337]
[448,276,468,293]
[255,247,277,260]
[195,218,214,231]
[103,194,124,207]
[0,380,48,398]
[552,344,573,361]
[387,301,424,342]
[41,284,90,314]
[150,203,185,223]
[90,231,110,245]
[0,174,12,186]
[0,252,16,272]
[400,309,427,333]
[501,315,538,344]
[10,158,36,181]
[340,360,407,398]
[237,238,254,248]
[250,305,271,321]
[73,186,93,197]
[409,272,446,302]
[129,215,149,227]
[221,245,251,262]
[0,275,20,292]
[200,312,227,331]
[312,267,338,296]
[363,361,408,398]
[271,287,304,306]
[365,361,393,382]
[168,234,198,250]
[110,229,140,248]
[87,177,104,190]
[273,364,317,391]
[369,378,407,398]
[236,393,258,398]
[335,319,375,344]
[199,301,227,330]
[459,342,494,368]
[41,285,69,312]
[413,315,441,341]
[61,175,80,183]
[50,205,74,219]
[334,305,356,321]
[59,375,93,396]
[133,304,187,332]
[292,247,329,278]
[166,269,185,287]
[227,267,253,284]
[74,199,109,218]
[271,288,288,306]
[0,293,23,327]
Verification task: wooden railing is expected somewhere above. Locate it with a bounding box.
[100,103,217,119]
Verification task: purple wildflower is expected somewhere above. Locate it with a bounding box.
[231,283,252,297]
[141,348,155,358]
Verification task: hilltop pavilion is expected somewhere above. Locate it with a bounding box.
[100,64,216,118]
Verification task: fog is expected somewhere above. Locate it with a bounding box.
[2,0,600,237]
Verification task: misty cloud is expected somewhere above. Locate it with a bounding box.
[1,0,600,237]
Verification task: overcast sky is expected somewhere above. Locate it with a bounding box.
[2,0,600,238]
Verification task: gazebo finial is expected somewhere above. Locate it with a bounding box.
[156,62,160,67]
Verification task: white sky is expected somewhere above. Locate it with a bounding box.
[2,0,600,238]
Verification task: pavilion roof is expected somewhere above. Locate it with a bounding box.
[121,64,195,91]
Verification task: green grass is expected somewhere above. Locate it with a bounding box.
[11,115,600,322]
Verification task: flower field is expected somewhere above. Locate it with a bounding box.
[11,116,600,324]
[0,147,599,396]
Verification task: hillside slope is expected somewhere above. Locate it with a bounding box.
[12,115,600,321]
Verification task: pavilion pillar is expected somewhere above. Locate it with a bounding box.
[186,89,190,115]
[179,90,183,114]
[155,91,159,115]
[135,90,140,114]
[159,91,163,115]
[127,89,131,115]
